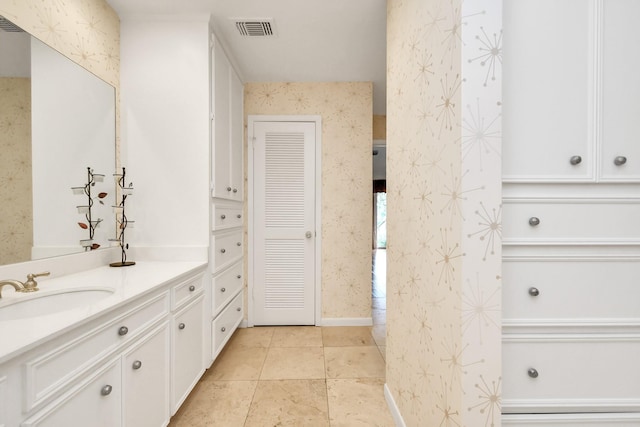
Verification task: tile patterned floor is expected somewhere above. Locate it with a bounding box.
[169,250,389,426]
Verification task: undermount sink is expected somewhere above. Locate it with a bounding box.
[0,288,115,321]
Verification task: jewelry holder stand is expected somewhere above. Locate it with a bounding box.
[110,167,135,267]
[71,167,107,251]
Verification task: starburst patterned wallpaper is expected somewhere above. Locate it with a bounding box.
[386,0,502,426]
[0,78,32,264]
[245,82,373,320]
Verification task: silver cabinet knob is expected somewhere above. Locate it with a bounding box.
[118,326,129,336]
[189,285,195,292]
[237,214,242,219]
[221,214,226,219]
[178,323,186,330]
[132,360,142,370]
[233,188,238,193]
[226,187,232,191]
[221,287,226,293]
[220,248,226,253]
[528,368,539,378]
[529,217,540,226]
[221,326,226,332]
[305,231,313,239]
[570,155,582,165]
[237,242,241,246]
[237,274,241,279]
[101,385,113,396]
[236,307,241,312]
[614,156,627,166]
[528,287,540,297]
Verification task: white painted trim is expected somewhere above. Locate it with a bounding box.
[239,319,248,328]
[320,317,373,327]
[502,319,640,335]
[384,384,406,427]
[502,397,640,414]
[503,412,640,424]
[247,115,322,327]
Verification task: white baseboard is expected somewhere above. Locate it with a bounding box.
[384,383,406,427]
[239,319,248,328]
[319,317,373,327]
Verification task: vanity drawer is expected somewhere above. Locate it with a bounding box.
[212,291,243,360]
[212,205,243,230]
[171,274,203,311]
[502,200,640,242]
[24,292,169,411]
[503,258,640,321]
[211,230,243,272]
[212,260,243,317]
[502,337,640,413]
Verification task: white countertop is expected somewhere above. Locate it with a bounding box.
[0,261,207,364]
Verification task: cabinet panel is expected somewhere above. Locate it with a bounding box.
[22,359,122,427]
[212,261,243,317]
[230,68,244,200]
[503,338,640,413]
[171,275,203,311]
[503,0,594,181]
[171,296,204,414]
[212,204,243,231]
[600,0,640,181]
[212,41,231,198]
[123,323,170,427]
[212,291,243,360]
[503,258,640,321]
[212,230,243,272]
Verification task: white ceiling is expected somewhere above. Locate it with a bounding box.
[106,0,387,114]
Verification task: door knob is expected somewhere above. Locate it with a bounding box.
[305,231,313,239]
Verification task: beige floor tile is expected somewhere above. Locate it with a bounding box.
[209,346,268,380]
[261,347,326,380]
[226,326,275,350]
[271,326,323,347]
[372,308,386,325]
[371,324,386,346]
[244,380,329,427]
[324,346,385,379]
[169,380,256,427]
[321,326,375,347]
[327,378,395,427]
[378,345,386,361]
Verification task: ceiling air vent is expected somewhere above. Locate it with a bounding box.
[234,19,276,37]
[0,16,24,33]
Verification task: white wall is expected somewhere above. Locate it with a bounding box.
[119,16,210,254]
[31,37,115,256]
[0,31,30,77]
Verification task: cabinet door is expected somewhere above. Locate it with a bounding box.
[123,323,170,427]
[230,68,244,200]
[503,0,594,182]
[600,0,640,181]
[22,359,121,427]
[212,42,231,199]
[171,296,204,414]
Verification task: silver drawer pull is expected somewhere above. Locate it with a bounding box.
[221,287,226,292]
[237,274,241,279]
[178,323,186,330]
[237,214,242,219]
[570,155,582,165]
[237,307,241,312]
[101,385,113,396]
[221,326,226,332]
[527,368,539,378]
[233,188,238,193]
[236,242,241,246]
[118,326,129,336]
[221,214,226,219]
[528,287,540,297]
[189,285,195,292]
[614,156,627,166]
[132,360,142,370]
[226,187,232,191]
[528,217,540,226]
[220,248,226,253]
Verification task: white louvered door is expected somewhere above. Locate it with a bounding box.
[252,121,316,325]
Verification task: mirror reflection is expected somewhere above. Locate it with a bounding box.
[0,17,116,266]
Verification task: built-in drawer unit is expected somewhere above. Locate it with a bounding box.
[212,260,243,317]
[23,292,170,411]
[171,274,204,311]
[212,291,243,359]
[502,199,640,243]
[503,335,640,413]
[212,204,243,230]
[503,413,640,426]
[211,229,243,272]
[503,257,640,321]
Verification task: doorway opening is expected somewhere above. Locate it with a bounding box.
[372,143,386,346]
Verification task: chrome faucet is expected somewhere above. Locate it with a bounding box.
[0,272,50,297]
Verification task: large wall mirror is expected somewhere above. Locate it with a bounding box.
[0,16,116,266]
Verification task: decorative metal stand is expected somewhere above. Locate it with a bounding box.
[71,167,107,251]
[110,167,135,267]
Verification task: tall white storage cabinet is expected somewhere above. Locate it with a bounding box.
[502,1,640,424]
[210,36,245,361]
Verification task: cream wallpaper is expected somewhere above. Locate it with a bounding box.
[386,0,502,426]
[244,82,373,320]
[0,78,32,264]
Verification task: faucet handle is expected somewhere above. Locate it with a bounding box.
[23,271,50,292]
